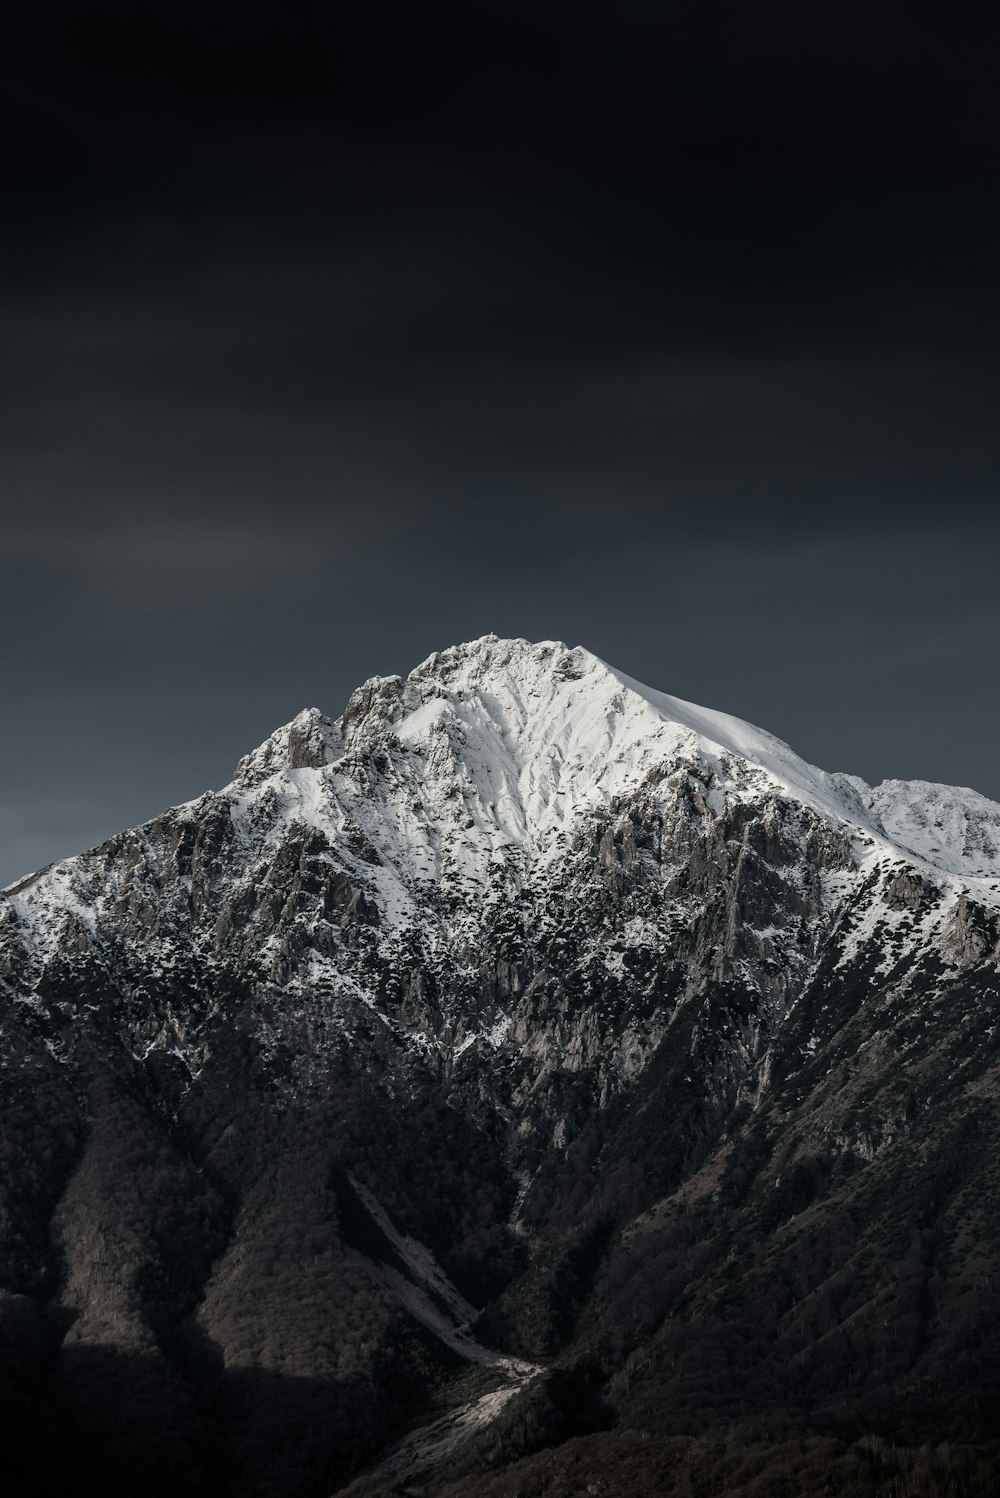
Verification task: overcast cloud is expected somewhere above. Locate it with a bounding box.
[2,5,998,884]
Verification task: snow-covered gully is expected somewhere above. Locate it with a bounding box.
[373,1369,538,1486]
[347,1177,541,1485]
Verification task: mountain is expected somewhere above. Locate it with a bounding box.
[2,635,1000,1497]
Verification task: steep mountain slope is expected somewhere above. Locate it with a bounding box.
[2,635,999,1496]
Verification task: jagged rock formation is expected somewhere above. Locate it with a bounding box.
[2,636,1000,1496]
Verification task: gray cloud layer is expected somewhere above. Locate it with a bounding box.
[3,85,999,883]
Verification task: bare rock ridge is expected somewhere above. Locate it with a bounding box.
[1,635,1000,1497]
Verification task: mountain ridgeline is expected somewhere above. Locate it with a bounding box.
[3,636,1000,1496]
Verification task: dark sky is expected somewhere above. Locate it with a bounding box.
[3,2,999,885]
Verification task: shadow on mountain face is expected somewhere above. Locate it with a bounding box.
[0,1337,388,1498]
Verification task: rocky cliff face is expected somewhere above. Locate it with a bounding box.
[2,636,1000,1496]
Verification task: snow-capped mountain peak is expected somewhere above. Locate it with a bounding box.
[224,634,999,901]
[221,635,855,907]
[5,636,1000,1007]
[238,634,847,849]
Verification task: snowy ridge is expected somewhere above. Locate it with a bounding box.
[863,777,1000,881]
[224,634,1000,911]
[4,634,1000,990]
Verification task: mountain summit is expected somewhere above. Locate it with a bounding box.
[2,638,1000,1495]
[233,631,1000,890]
